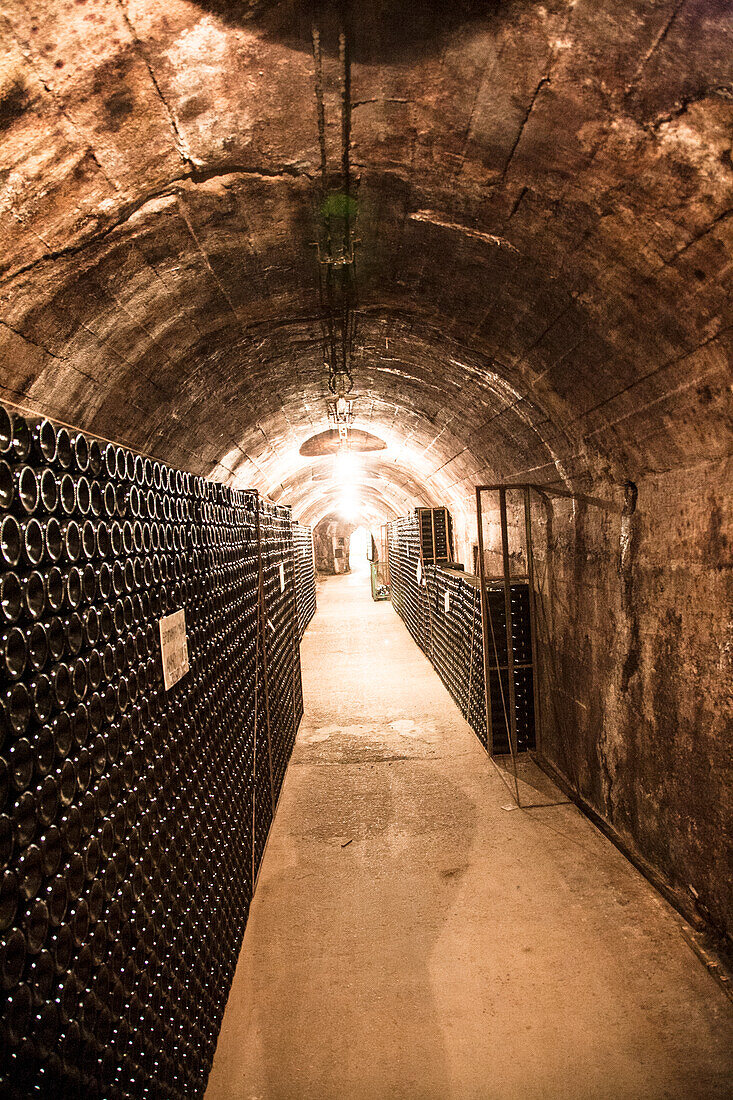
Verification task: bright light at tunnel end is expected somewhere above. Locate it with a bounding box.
[334,448,362,520]
[253,424,471,535]
[338,484,360,522]
[334,449,359,481]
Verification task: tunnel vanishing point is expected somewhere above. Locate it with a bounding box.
[0,1,731,1097]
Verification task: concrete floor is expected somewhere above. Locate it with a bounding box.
[205,572,732,1100]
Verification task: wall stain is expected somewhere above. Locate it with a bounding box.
[619,481,640,693]
[0,81,30,133]
[704,496,729,567]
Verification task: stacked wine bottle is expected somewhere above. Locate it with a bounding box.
[292,523,316,642]
[0,405,312,1098]
[387,510,535,756]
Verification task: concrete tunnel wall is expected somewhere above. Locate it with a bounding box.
[0,0,731,952]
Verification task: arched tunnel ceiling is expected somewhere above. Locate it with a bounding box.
[0,0,730,527]
[272,451,446,528]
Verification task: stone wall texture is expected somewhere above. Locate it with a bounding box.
[0,0,731,941]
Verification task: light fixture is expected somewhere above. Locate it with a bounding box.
[310,7,359,421]
[328,393,355,444]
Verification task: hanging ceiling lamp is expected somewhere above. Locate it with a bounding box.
[310,0,359,445]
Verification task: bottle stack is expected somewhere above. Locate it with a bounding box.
[292,523,316,641]
[0,404,310,1098]
[387,510,535,756]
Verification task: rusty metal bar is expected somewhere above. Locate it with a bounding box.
[499,488,521,803]
[289,534,299,759]
[252,592,259,889]
[524,485,543,757]
[475,487,494,755]
[254,496,276,816]
[475,482,623,513]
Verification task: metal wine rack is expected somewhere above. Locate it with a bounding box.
[0,404,309,1098]
[387,510,535,755]
[417,507,453,564]
[292,523,317,641]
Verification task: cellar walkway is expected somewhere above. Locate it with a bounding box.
[205,572,732,1100]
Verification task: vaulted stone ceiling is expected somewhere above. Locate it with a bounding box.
[0,0,730,528]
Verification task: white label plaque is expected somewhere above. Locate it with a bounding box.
[159,609,190,691]
[279,562,286,593]
[444,591,450,614]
